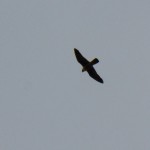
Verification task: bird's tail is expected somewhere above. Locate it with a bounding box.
[90,58,99,65]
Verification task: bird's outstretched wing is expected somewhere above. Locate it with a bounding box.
[74,48,89,66]
[87,67,104,83]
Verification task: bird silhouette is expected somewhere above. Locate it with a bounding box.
[74,48,104,83]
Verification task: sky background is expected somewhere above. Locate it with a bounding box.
[0,0,150,150]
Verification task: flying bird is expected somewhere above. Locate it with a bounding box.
[74,48,104,83]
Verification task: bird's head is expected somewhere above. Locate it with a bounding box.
[82,67,86,72]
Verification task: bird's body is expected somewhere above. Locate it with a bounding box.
[74,48,104,83]
[82,58,99,72]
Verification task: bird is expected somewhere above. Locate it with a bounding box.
[74,48,104,83]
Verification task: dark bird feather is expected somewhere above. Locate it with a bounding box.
[74,48,89,66]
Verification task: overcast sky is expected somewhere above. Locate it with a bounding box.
[1,0,150,150]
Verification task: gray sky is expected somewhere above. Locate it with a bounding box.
[0,0,150,149]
